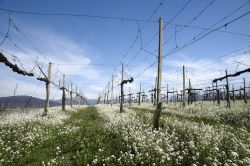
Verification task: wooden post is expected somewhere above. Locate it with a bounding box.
[223,86,226,100]
[212,83,215,104]
[180,92,183,102]
[204,89,207,101]
[154,77,157,106]
[70,82,73,107]
[102,90,104,103]
[119,93,121,103]
[225,70,231,108]
[239,86,242,100]
[111,75,114,106]
[193,92,196,103]
[120,63,124,113]
[182,66,185,107]
[76,85,79,106]
[43,62,51,116]
[153,17,163,130]
[166,84,168,104]
[232,84,235,102]
[188,79,191,105]
[172,87,175,104]
[97,93,100,104]
[243,78,247,104]
[193,92,195,103]
[151,88,154,104]
[128,87,131,106]
[216,81,220,105]
[138,83,141,105]
[107,81,110,104]
[67,84,70,96]
[141,92,144,103]
[207,86,210,102]
[104,86,106,104]
[99,93,102,104]
[62,75,66,111]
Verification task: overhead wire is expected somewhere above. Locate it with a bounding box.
[126,0,194,66]
[1,2,249,99]
[184,50,250,74]
[164,0,217,46]
[0,11,11,47]
[132,3,250,82]
[163,12,250,59]
[0,13,78,89]
[121,0,166,62]
[0,23,87,100]
[0,8,159,23]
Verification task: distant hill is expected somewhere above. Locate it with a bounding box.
[0,96,61,109]
[55,96,93,105]
[87,99,97,105]
[0,95,96,109]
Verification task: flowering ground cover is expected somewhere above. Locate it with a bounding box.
[129,101,250,129]
[0,106,129,165]
[1,103,250,165]
[96,103,250,165]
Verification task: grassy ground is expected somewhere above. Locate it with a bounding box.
[1,103,250,165]
[127,101,250,130]
[24,106,104,165]
[96,104,250,165]
[0,106,129,166]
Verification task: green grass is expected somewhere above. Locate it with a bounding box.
[2,104,250,165]
[1,106,130,166]
[128,105,250,130]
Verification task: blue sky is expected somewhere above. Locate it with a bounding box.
[0,0,249,100]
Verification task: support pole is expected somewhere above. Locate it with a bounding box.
[216,81,220,105]
[138,83,141,105]
[151,88,154,104]
[43,62,52,116]
[166,84,168,104]
[70,82,73,107]
[225,70,231,108]
[111,75,114,106]
[128,87,132,106]
[182,65,185,107]
[239,86,242,100]
[62,75,66,111]
[212,83,215,104]
[173,87,175,104]
[232,84,235,102]
[243,78,247,104]
[104,86,106,104]
[107,81,110,104]
[188,79,191,105]
[154,77,157,106]
[153,17,163,130]
[120,63,124,113]
[208,86,211,102]
[76,85,78,106]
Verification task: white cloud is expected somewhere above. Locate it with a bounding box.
[120,52,250,98]
[0,75,61,100]
[1,19,250,100]
[0,26,107,99]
